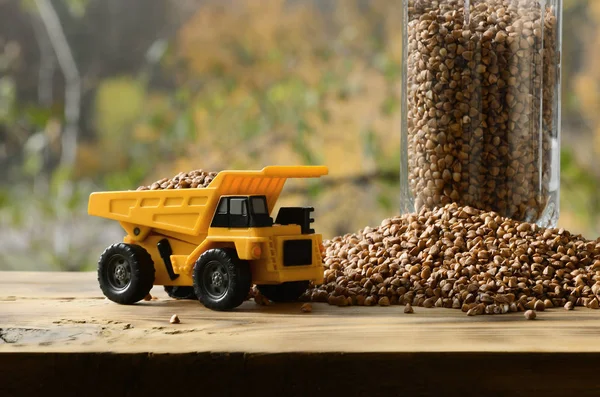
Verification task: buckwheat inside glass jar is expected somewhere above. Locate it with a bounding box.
[400,0,562,227]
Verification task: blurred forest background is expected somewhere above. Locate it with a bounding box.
[0,0,596,271]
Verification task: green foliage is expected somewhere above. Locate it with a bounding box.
[23,105,54,127]
[377,192,393,211]
[64,0,88,18]
[0,76,15,121]
[560,147,600,235]
[95,77,145,145]
[19,0,89,17]
[307,179,324,200]
[17,0,38,13]
[103,164,147,191]
[0,170,120,271]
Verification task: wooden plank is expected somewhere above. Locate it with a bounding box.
[3,271,600,396]
[2,271,600,354]
[3,352,600,397]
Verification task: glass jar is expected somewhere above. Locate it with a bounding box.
[400,0,562,227]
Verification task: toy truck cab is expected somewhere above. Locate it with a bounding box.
[88,166,328,311]
[212,195,274,228]
[212,194,315,231]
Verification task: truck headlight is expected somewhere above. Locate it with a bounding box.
[252,244,262,258]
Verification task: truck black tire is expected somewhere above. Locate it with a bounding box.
[192,248,251,311]
[97,243,155,305]
[164,286,196,300]
[256,281,310,303]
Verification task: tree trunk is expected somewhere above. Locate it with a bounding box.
[33,0,81,171]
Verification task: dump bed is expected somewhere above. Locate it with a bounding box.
[88,166,328,236]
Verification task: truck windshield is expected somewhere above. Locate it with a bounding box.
[251,197,268,214]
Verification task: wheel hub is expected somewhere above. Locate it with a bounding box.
[212,272,224,287]
[115,265,127,282]
[203,260,229,299]
[107,255,131,290]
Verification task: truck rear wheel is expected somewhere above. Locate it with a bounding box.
[97,243,155,305]
[192,248,251,311]
[164,286,196,300]
[256,281,310,303]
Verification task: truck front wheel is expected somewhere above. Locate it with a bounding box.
[256,281,310,303]
[192,248,251,311]
[97,243,155,305]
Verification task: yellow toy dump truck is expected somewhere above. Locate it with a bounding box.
[88,166,328,311]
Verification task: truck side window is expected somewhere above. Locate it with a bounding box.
[251,197,268,214]
[217,198,228,214]
[230,198,247,216]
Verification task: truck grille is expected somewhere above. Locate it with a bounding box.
[283,240,312,267]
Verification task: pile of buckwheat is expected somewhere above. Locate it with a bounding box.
[303,203,600,315]
[136,170,219,190]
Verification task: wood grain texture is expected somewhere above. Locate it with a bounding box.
[2,271,600,397]
[2,271,600,353]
